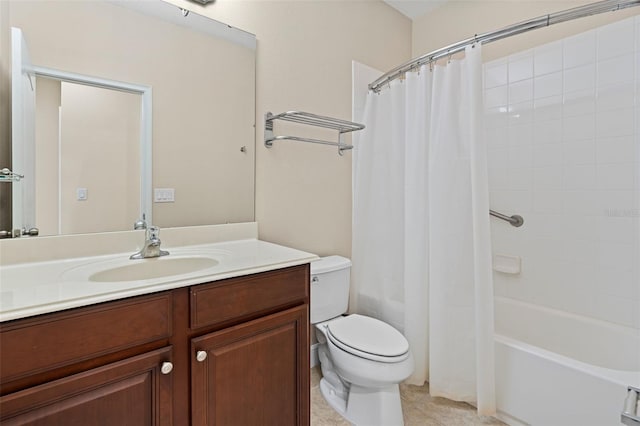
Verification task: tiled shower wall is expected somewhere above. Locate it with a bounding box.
[484,16,639,329]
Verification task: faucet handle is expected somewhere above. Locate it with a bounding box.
[146,226,161,242]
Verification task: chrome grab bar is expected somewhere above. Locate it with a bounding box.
[622,386,640,426]
[490,209,524,227]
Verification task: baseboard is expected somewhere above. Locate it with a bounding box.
[310,343,320,368]
[495,410,529,426]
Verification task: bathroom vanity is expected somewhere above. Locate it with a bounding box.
[0,233,315,425]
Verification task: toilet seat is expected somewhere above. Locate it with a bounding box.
[326,314,410,363]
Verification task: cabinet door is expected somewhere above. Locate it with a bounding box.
[0,347,173,426]
[191,305,309,426]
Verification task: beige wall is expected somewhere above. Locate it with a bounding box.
[412,0,640,61]
[167,0,412,257]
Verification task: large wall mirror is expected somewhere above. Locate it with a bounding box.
[3,0,256,238]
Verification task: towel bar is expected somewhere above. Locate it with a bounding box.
[264,111,365,156]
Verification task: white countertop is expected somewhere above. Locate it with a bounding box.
[0,239,317,322]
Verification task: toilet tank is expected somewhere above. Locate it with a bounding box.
[310,256,351,324]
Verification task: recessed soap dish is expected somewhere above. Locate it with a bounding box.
[493,254,521,274]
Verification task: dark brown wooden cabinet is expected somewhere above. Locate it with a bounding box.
[0,347,173,426]
[191,305,309,426]
[0,264,310,426]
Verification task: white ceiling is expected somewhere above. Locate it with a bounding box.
[383,0,448,20]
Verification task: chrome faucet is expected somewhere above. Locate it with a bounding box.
[130,226,169,260]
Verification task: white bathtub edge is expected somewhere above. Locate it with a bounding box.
[494,333,639,387]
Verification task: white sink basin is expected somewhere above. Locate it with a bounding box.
[89,256,219,282]
[60,249,230,284]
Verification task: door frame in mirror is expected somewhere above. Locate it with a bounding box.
[29,65,153,230]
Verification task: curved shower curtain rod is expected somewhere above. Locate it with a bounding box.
[369,0,640,93]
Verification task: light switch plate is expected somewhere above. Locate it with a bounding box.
[76,188,88,201]
[154,188,175,203]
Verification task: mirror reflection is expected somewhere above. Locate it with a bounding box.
[37,79,142,236]
[3,0,256,237]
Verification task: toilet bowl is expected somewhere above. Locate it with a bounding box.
[311,256,414,426]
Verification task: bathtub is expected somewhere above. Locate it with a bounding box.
[494,296,640,426]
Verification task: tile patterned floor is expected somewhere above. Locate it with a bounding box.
[311,367,505,426]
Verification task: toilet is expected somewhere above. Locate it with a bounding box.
[311,256,414,426]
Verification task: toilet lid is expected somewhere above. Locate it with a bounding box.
[327,314,409,360]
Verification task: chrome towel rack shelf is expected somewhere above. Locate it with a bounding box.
[490,209,524,227]
[264,111,365,156]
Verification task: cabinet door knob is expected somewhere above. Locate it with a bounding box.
[196,350,207,362]
[160,361,173,375]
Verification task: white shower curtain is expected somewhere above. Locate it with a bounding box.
[352,45,496,415]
